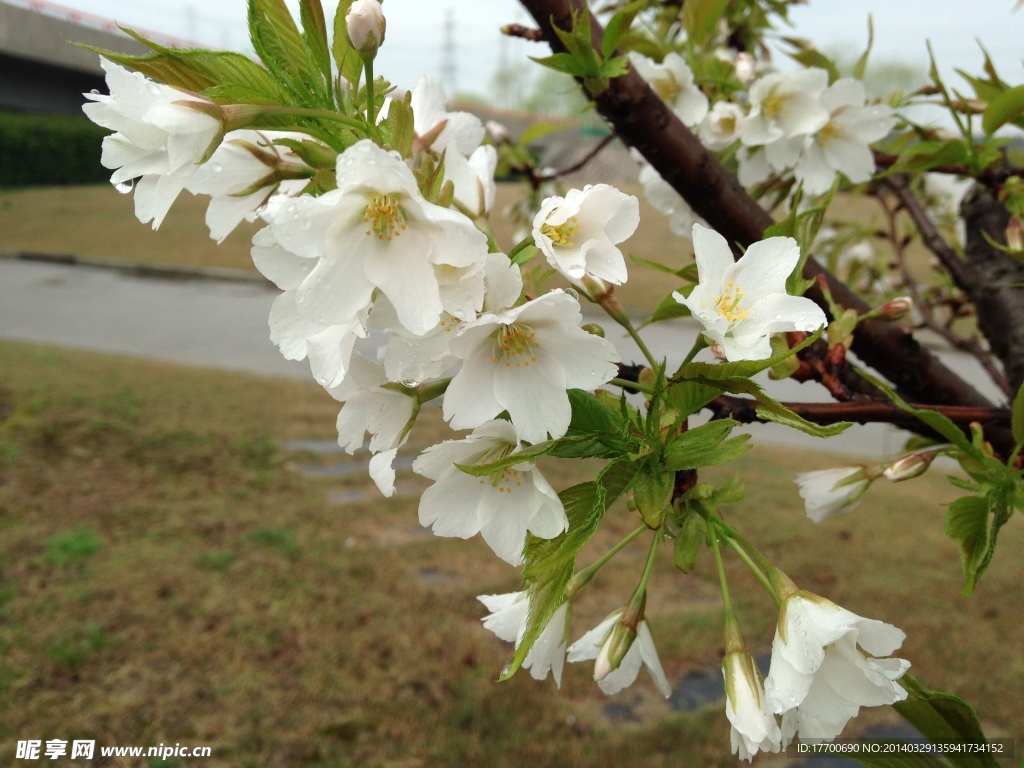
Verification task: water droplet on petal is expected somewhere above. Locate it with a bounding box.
[565,289,579,301]
[500,662,513,678]
[113,179,134,194]
[401,379,421,388]
[89,89,100,95]
[208,162,222,173]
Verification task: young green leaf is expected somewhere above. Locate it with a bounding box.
[1011,383,1024,445]
[632,459,673,528]
[673,509,705,573]
[663,419,751,470]
[682,0,729,45]
[982,84,1024,135]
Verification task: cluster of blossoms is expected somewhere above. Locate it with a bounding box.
[81,2,919,760]
[629,54,898,239]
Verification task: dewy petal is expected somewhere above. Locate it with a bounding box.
[479,592,528,643]
[567,612,620,662]
[731,235,801,297]
[526,603,569,687]
[690,224,735,300]
[636,621,672,697]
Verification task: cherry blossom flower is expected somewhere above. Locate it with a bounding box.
[266,139,488,336]
[630,52,709,127]
[83,58,223,229]
[794,79,897,195]
[443,290,620,443]
[794,467,870,522]
[700,101,747,151]
[764,592,910,745]
[532,185,639,284]
[411,75,485,155]
[413,420,567,565]
[567,611,672,697]
[723,651,782,761]
[187,130,310,242]
[478,592,570,686]
[327,353,417,496]
[741,69,830,147]
[673,224,826,361]
[251,228,366,388]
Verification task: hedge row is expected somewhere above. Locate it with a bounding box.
[0,111,110,187]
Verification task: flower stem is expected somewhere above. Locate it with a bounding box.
[710,528,734,616]
[567,524,647,599]
[364,58,377,127]
[611,377,653,394]
[636,526,663,595]
[725,535,779,607]
[680,335,709,367]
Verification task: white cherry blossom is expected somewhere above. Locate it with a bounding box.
[567,611,672,697]
[700,101,747,151]
[741,69,830,147]
[346,0,386,55]
[794,79,898,195]
[674,224,826,361]
[266,139,488,336]
[83,58,223,229]
[633,150,704,238]
[478,592,570,686]
[723,652,782,761]
[413,420,566,565]
[327,353,417,497]
[794,467,869,522]
[187,130,310,242]
[251,228,367,388]
[630,52,709,127]
[443,290,620,443]
[532,185,639,284]
[764,592,910,745]
[411,75,485,155]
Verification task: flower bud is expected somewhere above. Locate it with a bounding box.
[883,451,936,482]
[580,323,606,338]
[733,52,756,85]
[877,296,913,321]
[485,120,509,143]
[594,620,637,681]
[346,0,386,59]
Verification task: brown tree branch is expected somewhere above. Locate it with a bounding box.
[537,132,616,181]
[710,394,1010,430]
[518,0,1011,452]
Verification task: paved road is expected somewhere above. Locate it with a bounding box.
[0,257,1004,457]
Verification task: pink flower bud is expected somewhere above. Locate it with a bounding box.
[346,0,386,58]
[883,452,935,482]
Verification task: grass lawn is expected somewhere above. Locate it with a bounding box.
[0,340,1020,766]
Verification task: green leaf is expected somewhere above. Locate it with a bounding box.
[673,327,823,382]
[853,15,874,80]
[530,52,597,79]
[982,84,1024,135]
[894,676,999,768]
[299,0,332,91]
[663,419,751,470]
[601,0,644,60]
[787,49,841,84]
[642,292,691,326]
[249,0,324,103]
[1012,383,1024,445]
[504,461,639,679]
[518,121,570,146]
[682,0,729,45]
[383,93,414,157]
[754,397,851,438]
[673,509,705,573]
[887,140,971,174]
[331,0,364,85]
[665,379,721,418]
[943,494,991,595]
[633,459,673,528]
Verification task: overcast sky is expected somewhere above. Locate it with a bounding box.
[13,0,1024,100]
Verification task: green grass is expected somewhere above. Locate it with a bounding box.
[0,340,1021,766]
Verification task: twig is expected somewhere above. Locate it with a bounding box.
[501,23,545,41]
[877,187,1013,398]
[538,133,616,181]
[873,150,1016,186]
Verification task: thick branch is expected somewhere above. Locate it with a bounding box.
[961,187,1024,394]
[710,395,1010,430]
[518,0,998,420]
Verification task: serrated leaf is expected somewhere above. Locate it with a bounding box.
[982,84,1024,135]
[1011,383,1024,445]
[894,677,999,768]
[602,0,643,58]
[665,379,721,418]
[755,399,852,438]
[943,494,991,595]
[633,459,673,528]
[673,327,823,382]
[384,94,415,157]
[300,0,332,92]
[504,461,639,679]
[888,140,971,174]
[673,510,705,573]
[664,419,751,470]
[681,0,729,45]
[530,52,597,79]
[249,0,324,103]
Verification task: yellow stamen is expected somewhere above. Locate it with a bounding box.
[715,280,749,323]
[362,193,407,241]
[540,216,579,248]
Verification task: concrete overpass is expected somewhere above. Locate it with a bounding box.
[0,0,151,115]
